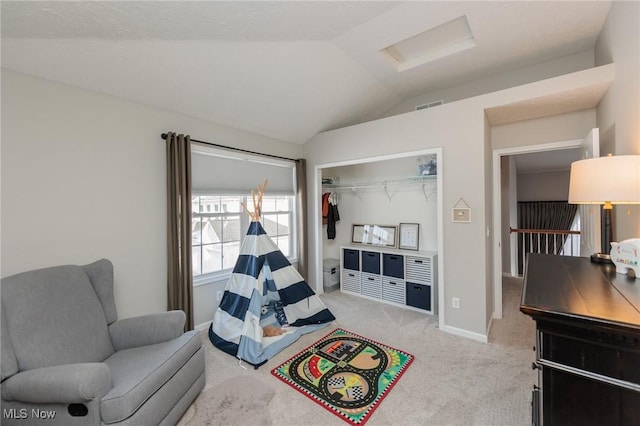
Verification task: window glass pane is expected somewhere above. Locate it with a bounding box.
[223,216,241,242]
[192,217,202,245]
[262,214,278,236]
[278,212,290,234]
[222,241,240,270]
[199,196,219,213]
[277,236,290,257]
[192,196,201,214]
[221,196,241,213]
[192,246,201,276]
[200,217,218,244]
[276,197,289,211]
[261,197,276,212]
[202,244,222,274]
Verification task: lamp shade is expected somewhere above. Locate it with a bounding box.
[568,155,640,205]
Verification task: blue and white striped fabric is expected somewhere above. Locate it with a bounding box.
[209,221,335,367]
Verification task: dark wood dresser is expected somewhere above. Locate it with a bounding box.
[520,254,640,426]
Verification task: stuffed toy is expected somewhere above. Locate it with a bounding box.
[262,325,286,337]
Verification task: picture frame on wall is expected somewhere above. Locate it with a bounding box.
[452,197,471,223]
[398,223,420,251]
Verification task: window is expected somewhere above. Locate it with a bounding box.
[192,194,295,278]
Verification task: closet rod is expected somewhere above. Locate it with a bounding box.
[324,176,436,189]
[160,133,297,162]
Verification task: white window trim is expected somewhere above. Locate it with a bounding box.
[193,269,231,287]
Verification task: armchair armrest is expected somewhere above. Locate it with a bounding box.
[1,363,111,404]
[109,310,186,351]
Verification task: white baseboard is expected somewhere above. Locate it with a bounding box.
[440,324,488,343]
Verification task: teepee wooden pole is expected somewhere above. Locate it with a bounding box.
[241,180,268,221]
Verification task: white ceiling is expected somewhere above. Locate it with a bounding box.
[1,1,612,144]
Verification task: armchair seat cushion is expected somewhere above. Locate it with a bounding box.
[100,330,202,424]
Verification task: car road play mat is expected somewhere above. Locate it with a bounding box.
[271,328,414,425]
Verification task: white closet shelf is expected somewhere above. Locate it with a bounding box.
[322,175,436,201]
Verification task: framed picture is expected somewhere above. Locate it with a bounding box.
[351,224,397,248]
[452,208,471,223]
[452,197,471,223]
[398,223,420,251]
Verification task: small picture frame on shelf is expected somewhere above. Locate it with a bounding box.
[351,224,397,248]
[398,223,420,251]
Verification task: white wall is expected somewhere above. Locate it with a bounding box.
[595,1,640,241]
[517,170,571,201]
[382,50,595,118]
[1,70,302,321]
[492,109,596,150]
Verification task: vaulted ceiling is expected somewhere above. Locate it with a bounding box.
[1,1,612,144]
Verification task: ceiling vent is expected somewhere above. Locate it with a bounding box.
[415,100,444,111]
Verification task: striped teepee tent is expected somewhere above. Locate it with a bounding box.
[209,181,335,368]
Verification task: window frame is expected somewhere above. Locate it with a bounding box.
[191,193,297,286]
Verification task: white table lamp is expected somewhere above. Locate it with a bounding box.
[568,154,640,263]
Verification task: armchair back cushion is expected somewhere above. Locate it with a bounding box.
[81,259,118,325]
[1,263,115,371]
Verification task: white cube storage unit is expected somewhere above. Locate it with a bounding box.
[340,246,437,314]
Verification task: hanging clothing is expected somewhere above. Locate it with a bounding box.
[322,192,330,225]
[327,193,340,240]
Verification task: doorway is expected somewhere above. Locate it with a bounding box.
[492,139,583,319]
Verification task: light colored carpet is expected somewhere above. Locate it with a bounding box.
[178,277,535,426]
[181,376,275,426]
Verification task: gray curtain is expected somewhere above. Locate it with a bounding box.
[166,132,194,330]
[295,159,308,279]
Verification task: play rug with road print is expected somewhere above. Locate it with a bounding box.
[271,328,414,425]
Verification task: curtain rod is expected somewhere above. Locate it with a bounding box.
[161,133,297,162]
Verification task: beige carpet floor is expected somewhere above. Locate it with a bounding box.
[178,277,535,426]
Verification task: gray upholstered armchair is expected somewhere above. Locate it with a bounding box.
[1,259,205,425]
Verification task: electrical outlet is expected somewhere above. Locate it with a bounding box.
[216,290,223,302]
[452,297,460,309]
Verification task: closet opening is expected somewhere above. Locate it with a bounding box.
[313,148,444,326]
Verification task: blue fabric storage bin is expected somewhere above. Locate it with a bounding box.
[383,254,404,278]
[343,248,360,271]
[406,282,431,311]
[362,251,381,274]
